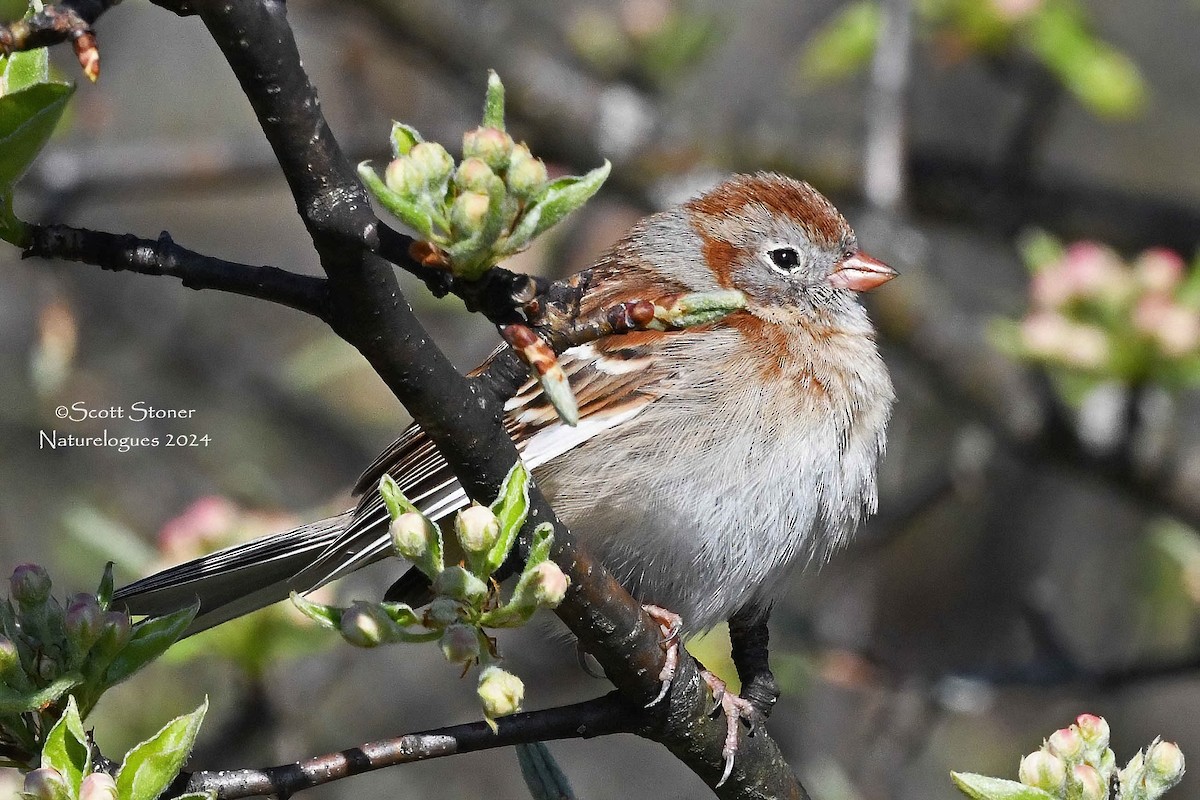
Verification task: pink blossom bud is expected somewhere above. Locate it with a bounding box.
[505,144,548,199]
[989,0,1043,21]
[1048,726,1085,761]
[66,592,103,649]
[1135,248,1185,294]
[99,611,132,651]
[1020,750,1067,792]
[477,665,524,720]
[424,597,461,628]
[455,505,500,555]
[1076,714,1111,750]
[462,126,514,171]
[10,563,51,605]
[450,191,491,236]
[440,623,481,664]
[23,767,70,800]
[79,772,118,800]
[527,561,569,607]
[1062,242,1129,302]
[1146,740,1186,785]
[1062,324,1111,370]
[339,603,389,648]
[453,157,496,193]
[390,512,432,562]
[1031,267,1074,310]
[1073,764,1106,800]
[384,157,422,196]
[408,142,455,187]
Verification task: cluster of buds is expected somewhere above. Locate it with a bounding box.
[995,233,1200,396]
[21,694,208,800]
[0,564,195,769]
[358,70,610,280]
[952,714,1184,800]
[292,462,569,729]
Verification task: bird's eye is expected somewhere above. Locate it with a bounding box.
[768,247,800,272]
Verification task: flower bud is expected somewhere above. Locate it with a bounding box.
[390,512,433,562]
[478,665,524,720]
[0,635,20,676]
[424,597,461,628]
[1073,764,1106,800]
[1048,726,1085,761]
[79,772,118,800]
[384,157,423,197]
[1019,750,1067,792]
[339,603,390,648]
[1075,714,1109,748]
[10,563,52,606]
[1135,248,1185,294]
[455,505,500,555]
[440,623,481,664]
[450,191,491,237]
[101,611,132,650]
[23,767,70,800]
[65,592,103,651]
[526,561,569,607]
[1146,740,1186,786]
[432,566,489,605]
[454,157,496,194]
[462,126,514,171]
[505,143,548,199]
[408,142,455,187]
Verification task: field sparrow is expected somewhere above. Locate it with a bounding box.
[116,172,895,748]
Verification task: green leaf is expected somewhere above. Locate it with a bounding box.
[0,40,49,96]
[524,523,555,570]
[389,121,423,158]
[379,474,419,520]
[40,695,90,792]
[0,186,26,246]
[289,592,341,630]
[102,602,198,687]
[797,1,881,84]
[481,69,505,130]
[949,772,1057,800]
[116,698,208,800]
[504,161,611,253]
[357,161,437,240]
[0,80,72,190]
[484,462,530,575]
[96,562,114,611]
[378,601,421,628]
[0,673,80,714]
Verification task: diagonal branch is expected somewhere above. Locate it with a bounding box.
[23,224,331,318]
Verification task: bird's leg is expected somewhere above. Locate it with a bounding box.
[641,604,683,707]
[699,669,757,786]
[728,603,779,725]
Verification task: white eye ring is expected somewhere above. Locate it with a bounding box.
[764,244,801,274]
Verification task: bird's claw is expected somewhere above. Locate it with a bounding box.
[701,670,761,788]
[642,604,682,708]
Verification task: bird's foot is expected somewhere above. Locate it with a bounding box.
[700,670,761,788]
[642,604,683,708]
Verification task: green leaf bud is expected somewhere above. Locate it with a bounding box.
[1019,750,1067,794]
[432,566,489,605]
[505,143,548,199]
[10,563,51,606]
[439,623,481,664]
[462,126,514,171]
[339,603,390,648]
[22,767,71,800]
[79,773,118,800]
[455,505,500,557]
[453,157,496,194]
[477,665,524,723]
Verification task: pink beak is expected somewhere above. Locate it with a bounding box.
[827,251,898,292]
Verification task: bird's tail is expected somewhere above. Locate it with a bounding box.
[113,512,357,635]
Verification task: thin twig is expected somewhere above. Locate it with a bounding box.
[24,224,330,318]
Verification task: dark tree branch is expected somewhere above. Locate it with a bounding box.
[171,693,640,799]
[23,224,331,318]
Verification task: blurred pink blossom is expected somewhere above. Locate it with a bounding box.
[990,0,1043,21]
[1135,247,1186,294]
[1021,311,1109,369]
[158,496,238,562]
[1061,242,1130,301]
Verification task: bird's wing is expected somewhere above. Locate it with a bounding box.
[307,335,669,584]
